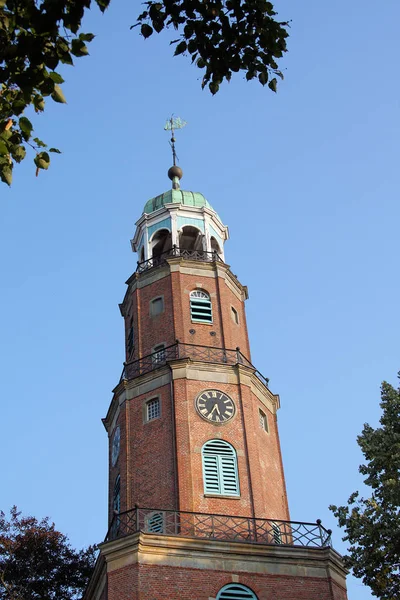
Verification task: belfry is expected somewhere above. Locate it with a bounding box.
[85,126,348,600]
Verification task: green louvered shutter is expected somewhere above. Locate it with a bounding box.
[190,290,213,323]
[217,583,258,599]
[202,440,239,496]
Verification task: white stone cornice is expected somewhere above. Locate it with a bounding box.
[98,532,348,589]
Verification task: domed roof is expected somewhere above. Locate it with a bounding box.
[143,189,215,215]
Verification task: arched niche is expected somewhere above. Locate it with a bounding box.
[151,228,172,258]
[179,225,204,251]
[210,236,222,255]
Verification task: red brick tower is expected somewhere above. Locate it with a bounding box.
[85,164,348,600]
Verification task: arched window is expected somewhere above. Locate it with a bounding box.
[190,290,212,323]
[202,440,239,496]
[216,583,258,599]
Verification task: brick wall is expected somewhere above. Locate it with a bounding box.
[107,562,347,600]
[122,263,251,363]
[173,376,289,519]
[108,382,177,525]
[110,260,288,532]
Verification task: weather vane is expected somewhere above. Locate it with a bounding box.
[164,116,187,166]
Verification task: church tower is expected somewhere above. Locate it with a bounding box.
[85,146,348,600]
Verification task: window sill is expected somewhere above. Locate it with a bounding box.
[204,494,241,499]
[144,416,161,424]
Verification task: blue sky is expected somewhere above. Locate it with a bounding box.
[1,1,399,598]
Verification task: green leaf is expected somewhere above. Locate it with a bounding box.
[34,152,50,170]
[8,132,22,145]
[51,85,67,104]
[19,117,33,136]
[209,81,220,95]
[141,24,153,38]
[258,71,268,86]
[49,148,62,154]
[174,41,187,56]
[49,72,65,84]
[1,130,12,141]
[79,33,95,42]
[40,78,55,96]
[0,165,12,186]
[61,53,74,66]
[12,100,27,116]
[71,39,89,57]
[95,0,111,12]
[0,140,8,154]
[33,138,47,148]
[44,54,59,71]
[13,146,26,163]
[268,78,277,92]
[33,97,46,112]
[153,18,165,33]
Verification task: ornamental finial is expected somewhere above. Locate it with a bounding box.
[164,116,186,189]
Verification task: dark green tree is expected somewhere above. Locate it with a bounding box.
[0,0,289,185]
[330,372,400,600]
[0,506,96,600]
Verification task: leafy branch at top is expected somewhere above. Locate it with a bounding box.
[135,0,289,95]
[0,0,108,186]
[0,0,289,187]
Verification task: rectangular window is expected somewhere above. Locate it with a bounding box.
[152,344,166,367]
[259,409,268,432]
[150,296,164,316]
[146,398,160,421]
[231,306,239,324]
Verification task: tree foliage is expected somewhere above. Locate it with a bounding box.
[0,0,289,185]
[330,373,400,600]
[0,506,96,600]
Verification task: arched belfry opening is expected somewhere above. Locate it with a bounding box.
[210,236,222,256]
[151,229,172,259]
[179,226,204,251]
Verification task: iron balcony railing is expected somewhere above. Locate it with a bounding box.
[136,246,223,274]
[105,507,332,549]
[120,342,269,388]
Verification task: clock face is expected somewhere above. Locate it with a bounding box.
[111,426,120,466]
[195,389,236,424]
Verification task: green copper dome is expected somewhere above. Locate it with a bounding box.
[143,189,215,215]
